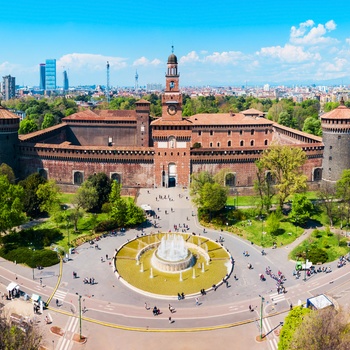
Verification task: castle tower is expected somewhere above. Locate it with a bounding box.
[321,97,350,183]
[0,106,20,176]
[151,49,192,188]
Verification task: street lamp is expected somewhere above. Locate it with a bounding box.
[304,246,310,282]
[75,293,82,339]
[29,244,35,280]
[258,294,265,339]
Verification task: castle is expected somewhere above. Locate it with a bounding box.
[0,51,348,193]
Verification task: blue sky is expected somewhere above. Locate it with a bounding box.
[1,0,350,87]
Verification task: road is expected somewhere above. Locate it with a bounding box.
[1,186,350,350]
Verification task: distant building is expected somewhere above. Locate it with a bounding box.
[39,63,46,90]
[63,70,69,91]
[45,59,56,91]
[263,84,270,92]
[147,83,163,92]
[2,75,16,100]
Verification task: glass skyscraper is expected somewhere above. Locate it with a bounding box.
[63,70,69,91]
[39,63,46,90]
[45,59,56,91]
[2,75,16,100]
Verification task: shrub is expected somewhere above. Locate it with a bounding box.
[308,247,328,264]
[95,220,119,232]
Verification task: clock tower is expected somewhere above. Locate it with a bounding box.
[162,47,182,121]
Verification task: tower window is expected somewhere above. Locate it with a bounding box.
[228,131,231,136]
[250,140,254,146]
[210,130,214,136]
[240,140,244,147]
[198,131,202,136]
[240,130,243,135]
[217,142,220,147]
[210,142,213,147]
[264,140,268,146]
[228,141,231,147]
[251,129,254,135]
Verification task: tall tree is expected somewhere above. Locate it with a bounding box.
[336,169,350,226]
[318,182,337,227]
[257,145,307,208]
[0,163,16,183]
[85,173,111,213]
[190,171,214,206]
[36,180,61,217]
[0,175,26,234]
[289,194,315,226]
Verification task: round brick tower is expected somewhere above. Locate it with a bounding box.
[0,106,20,176]
[321,97,350,183]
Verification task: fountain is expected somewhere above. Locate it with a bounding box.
[151,234,195,272]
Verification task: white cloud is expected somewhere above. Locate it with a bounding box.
[290,20,338,46]
[132,57,162,66]
[321,58,347,72]
[204,51,245,64]
[346,38,350,45]
[179,51,200,64]
[57,53,128,72]
[257,44,320,63]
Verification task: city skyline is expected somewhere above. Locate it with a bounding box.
[1,0,350,87]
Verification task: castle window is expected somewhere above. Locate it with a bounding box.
[171,152,173,156]
[210,130,214,136]
[330,146,332,149]
[164,152,167,156]
[225,173,236,187]
[210,142,213,147]
[184,152,186,156]
[217,142,220,147]
[111,173,121,183]
[240,140,244,147]
[264,140,268,146]
[240,130,243,135]
[198,131,202,136]
[251,129,254,135]
[250,140,254,146]
[329,156,332,160]
[228,141,231,147]
[228,131,231,136]
[338,135,341,139]
[265,129,268,134]
[313,168,322,181]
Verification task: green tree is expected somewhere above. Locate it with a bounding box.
[199,182,228,213]
[190,171,214,206]
[278,111,297,128]
[266,212,280,235]
[0,163,16,183]
[0,175,26,234]
[318,182,337,227]
[85,173,111,213]
[323,101,339,112]
[19,118,38,134]
[302,117,322,136]
[18,173,47,218]
[36,180,61,217]
[289,194,315,226]
[254,161,275,213]
[258,145,307,208]
[336,169,350,226]
[41,113,56,129]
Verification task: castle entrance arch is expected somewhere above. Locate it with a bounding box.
[168,163,177,187]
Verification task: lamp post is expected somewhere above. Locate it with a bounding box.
[29,244,35,280]
[67,218,70,261]
[76,293,82,339]
[304,246,309,282]
[259,294,265,339]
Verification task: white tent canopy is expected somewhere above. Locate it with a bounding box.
[6,282,19,292]
[140,204,152,211]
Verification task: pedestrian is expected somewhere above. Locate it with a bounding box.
[290,303,293,310]
[145,302,148,310]
[45,316,49,324]
[56,299,59,307]
[40,278,42,286]
[195,297,199,306]
[106,254,108,260]
[169,316,172,324]
[249,304,252,312]
[101,257,103,262]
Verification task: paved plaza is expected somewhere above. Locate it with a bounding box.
[1,187,350,350]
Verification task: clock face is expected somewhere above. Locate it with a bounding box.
[167,105,177,115]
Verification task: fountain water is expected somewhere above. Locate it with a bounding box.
[151,234,194,272]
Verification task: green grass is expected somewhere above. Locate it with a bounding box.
[58,192,75,204]
[116,233,231,296]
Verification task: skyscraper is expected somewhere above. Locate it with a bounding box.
[63,70,69,91]
[39,63,46,90]
[45,59,56,91]
[2,75,16,100]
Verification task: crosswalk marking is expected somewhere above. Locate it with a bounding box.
[53,289,68,302]
[269,292,285,303]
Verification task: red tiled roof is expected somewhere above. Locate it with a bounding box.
[151,118,193,126]
[136,99,151,104]
[188,113,272,125]
[241,108,265,117]
[63,109,137,121]
[0,106,20,120]
[19,123,66,141]
[321,105,350,120]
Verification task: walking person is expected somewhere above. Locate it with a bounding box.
[195,297,199,306]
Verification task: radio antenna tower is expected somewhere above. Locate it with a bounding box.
[106,61,110,103]
[135,70,139,91]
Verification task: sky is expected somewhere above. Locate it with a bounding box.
[1,0,350,88]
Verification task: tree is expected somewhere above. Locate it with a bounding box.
[41,113,56,129]
[18,173,47,218]
[199,182,228,213]
[289,194,315,226]
[0,314,42,349]
[0,163,15,183]
[278,111,297,128]
[18,118,38,134]
[190,171,214,206]
[302,117,322,136]
[266,212,280,235]
[85,173,111,213]
[289,307,350,350]
[336,169,350,226]
[257,145,307,209]
[318,183,337,227]
[0,175,26,234]
[36,180,61,217]
[71,184,98,231]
